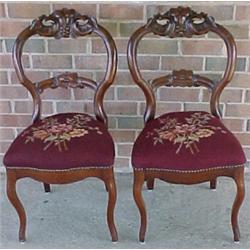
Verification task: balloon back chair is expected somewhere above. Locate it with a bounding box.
[128,6,246,242]
[4,8,118,242]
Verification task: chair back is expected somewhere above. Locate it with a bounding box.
[13,8,117,125]
[127,6,236,123]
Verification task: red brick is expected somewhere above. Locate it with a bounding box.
[32,55,72,69]
[8,3,50,18]
[0,128,15,140]
[0,141,11,153]
[48,39,89,53]
[0,72,8,85]
[52,4,96,16]
[41,89,71,100]
[0,101,11,113]
[192,5,234,21]
[109,130,136,143]
[159,88,200,102]
[100,4,143,20]
[14,101,53,114]
[222,118,244,132]
[110,71,134,86]
[140,102,183,116]
[226,104,250,117]
[202,89,243,103]
[0,86,28,99]
[73,87,114,100]
[234,133,250,146]
[119,22,144,37]
[230,74,250,88]
[117,143,133,157]
[119,55,160,70]
[235,5,250,20]
[0,114,31,127]
[104,102,137,115]
[181,40,224,55]
[184,103,210,113]
[11,71,50,85]
[0,54,29,69]
[243,147,250,160]
[117,86,145,101]
[208,24,249,39]
[75,55,107,70]
[138,39,178,54]
[236,41,250,56]
[0,21,30,37]
[246,90,250,103]
[0,3,5,17]
[92,38,128,54]
[56,101,85,113]
[161,56,203,71]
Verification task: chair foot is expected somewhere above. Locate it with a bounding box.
[105,170,118,242]
[146,178,155,190]
[43,183,51,193]
[133,170,147,242]
[6,171,27,242]
[210,179,217,190]
[231,167,245,242]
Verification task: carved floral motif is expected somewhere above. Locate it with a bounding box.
[30,8,97,38]
[147,6,215,37]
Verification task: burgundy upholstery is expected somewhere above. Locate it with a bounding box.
[132,111,246,171]
[4,113,114,170]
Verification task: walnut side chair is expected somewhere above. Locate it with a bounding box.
[127,6,246,243]
[3,8,118,242]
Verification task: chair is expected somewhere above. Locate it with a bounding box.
[127,6,246,242]
[3,8,118,242]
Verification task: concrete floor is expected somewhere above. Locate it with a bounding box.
[0,172,250,249]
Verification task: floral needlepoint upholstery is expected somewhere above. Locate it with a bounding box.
[4,113,114,170]
[132,111,246,171]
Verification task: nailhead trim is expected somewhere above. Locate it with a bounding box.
[6,165,113,172]
[134,164,244,173]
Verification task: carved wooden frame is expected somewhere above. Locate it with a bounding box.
[127,6,245,242]
[6,8,118,242]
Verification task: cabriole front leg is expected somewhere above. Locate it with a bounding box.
[104,169,118,242]
[133,170,147,242]
[231,167,245,242]
[6,170,27,242]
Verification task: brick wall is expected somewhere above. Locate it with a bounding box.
[0,2,250,172]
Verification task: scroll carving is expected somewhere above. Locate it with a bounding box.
[150,69,214,90]
[51,72,85,89]
[30,8,98,38]
[147,6,215,37]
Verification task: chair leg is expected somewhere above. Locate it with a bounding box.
[231,167,245,242]
[146,178,155,190]
[6,172,26,242]
[43,183,51,193]
[210,179,217,190]
[133,170,147,242]
[105,170,118,242]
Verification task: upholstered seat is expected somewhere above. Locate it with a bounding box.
[132,111,246,171]
[4,112,115,170]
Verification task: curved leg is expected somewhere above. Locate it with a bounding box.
[43,183,51,193]
[146,178,155,190]
[105,170,118,242]
[210,179,217,190]
[6,171,26,242]
[133,170,146,242]
[231,167,245,242]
